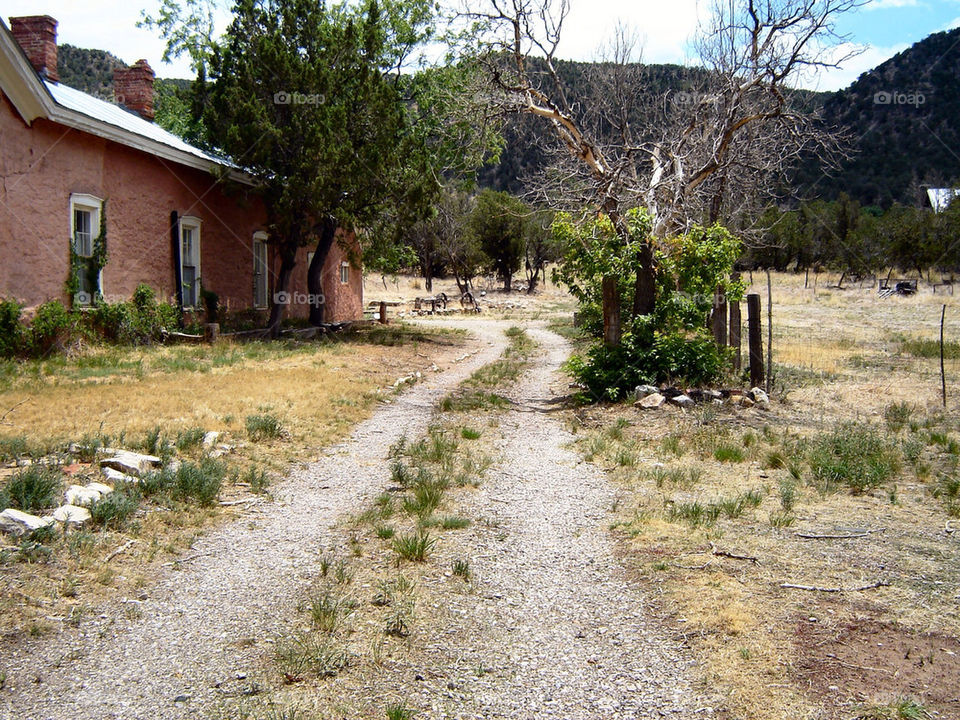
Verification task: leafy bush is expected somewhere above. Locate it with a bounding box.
[87,284,177,344]
[90,487,139,529]
[29,301,75,356]
[808,422,900,493]
[0,465,62,512]
[246,414,284,441]
[171,458,225,506]
[0,299,25,358]
[567,331,727,401]
[140,458,224,506]
[553,211,741,402]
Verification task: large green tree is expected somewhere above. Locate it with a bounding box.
[469,189,526,292]
[201,0,436,332]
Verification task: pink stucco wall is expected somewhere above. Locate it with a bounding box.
[0,90,362,324]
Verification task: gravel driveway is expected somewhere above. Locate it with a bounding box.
[0,320,705,720]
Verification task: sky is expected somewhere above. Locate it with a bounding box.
[3,0,960,92]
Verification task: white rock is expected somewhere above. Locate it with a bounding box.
[0,508,54,536]
[202,431,220,449]
[86,482,114,496]
[53,504,91,527]
[749,387,770,405]
[103,467,139,485]
[100,450,161,477]
[669,394,696,409]
[635,392,666,409]
[65,484,101,507]
[634,385,659,400]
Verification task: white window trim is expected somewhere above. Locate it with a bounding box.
[340,261,350,284]
[253,231,269,309]
[179,215,202,309]
[69,193,104,305]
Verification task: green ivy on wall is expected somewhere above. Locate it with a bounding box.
[66,199,109,307]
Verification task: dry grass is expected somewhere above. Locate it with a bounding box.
[572,272,960,720]
[0,324,466,638]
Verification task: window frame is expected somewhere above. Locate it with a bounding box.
[69,193,104,305]
[253,231,269,309]
[340,261,350,285]
[179,215,202,309]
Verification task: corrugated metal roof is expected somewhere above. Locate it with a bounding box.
[927,187,960,213]
[44,80,231,168]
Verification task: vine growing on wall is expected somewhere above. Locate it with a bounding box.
[66,199,109,306]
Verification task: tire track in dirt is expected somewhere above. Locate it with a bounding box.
[386,324,706,719]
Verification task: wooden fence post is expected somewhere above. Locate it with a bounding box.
[729,301,742,372]
[602,276,621,347]
[747,293,764,387]
[711,287,727,347]
[379,300,387,324]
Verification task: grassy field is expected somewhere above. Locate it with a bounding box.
[0,323,466,639]
[570,272,960,720]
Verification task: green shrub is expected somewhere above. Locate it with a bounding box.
[90,487,139,529]
[0,299,25,358]
[808,422,900,493]
[29,301,75,356]
[171,458,225,506]
[567,331,727,402]
[175,427,206,451]
[246,414,284,441]
[0,465,62,513]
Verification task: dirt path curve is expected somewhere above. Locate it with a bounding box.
[401,323,705,719]
[0,326,508,720]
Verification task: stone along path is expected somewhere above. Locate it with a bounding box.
[0,321,706,720]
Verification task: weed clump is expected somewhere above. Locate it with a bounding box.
[246,414,285,441]
[0,465,62,513]
[808,422,900,494]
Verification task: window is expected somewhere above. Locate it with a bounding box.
[253,232,269,308]
[179,216,201,308]
[340,261,350,284]
[69,194,103,305]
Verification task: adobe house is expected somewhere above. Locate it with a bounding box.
[0,15,362,323]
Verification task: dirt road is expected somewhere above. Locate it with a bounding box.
[0,321,704,719]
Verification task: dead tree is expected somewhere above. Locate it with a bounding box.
[455,0,862,339]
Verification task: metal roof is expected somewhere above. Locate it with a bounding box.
[44,80,231,168]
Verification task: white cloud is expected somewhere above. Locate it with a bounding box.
[865,0,920,10]
[555,0,703,64]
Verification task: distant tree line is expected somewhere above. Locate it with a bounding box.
[741,194,960,277]
[388,187,560,295]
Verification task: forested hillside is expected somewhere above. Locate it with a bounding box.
[793,27,960,208]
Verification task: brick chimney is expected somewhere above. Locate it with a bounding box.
[9,15,59,83]
[113,60,155,122]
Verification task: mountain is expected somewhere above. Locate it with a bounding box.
[56,44,127,102]
[795,27,960,208]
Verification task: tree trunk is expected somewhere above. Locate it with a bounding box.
[307,218,338,326]
[267,245,298,338]
[503,272,512,292]
[633,242,656,317]
[602,276,621,347]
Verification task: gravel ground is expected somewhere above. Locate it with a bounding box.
[390,324,707,719]
[0,326,506,720]
[0,320,707,720]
